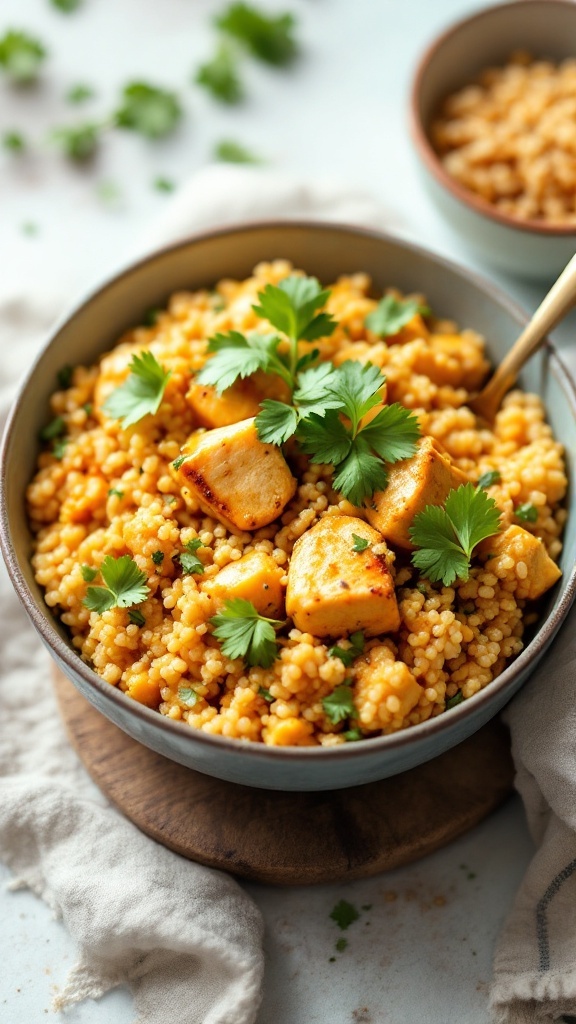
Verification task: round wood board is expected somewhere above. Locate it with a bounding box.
[53,668,515,886]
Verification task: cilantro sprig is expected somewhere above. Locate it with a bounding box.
[409,482,502,586]
[103,351,172,428]
[178,538,205,575]
[83,554,149,613]
[365,295,430,338]
[210,598,283,668]
[328,631,365,667]
[322,683,357,725]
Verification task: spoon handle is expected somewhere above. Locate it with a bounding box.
[470,251,576,421]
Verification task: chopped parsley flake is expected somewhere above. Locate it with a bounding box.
[328,631,364,667]
[151,550,164,566]
[40,416,65,442]
[153,176,176,193]
[445,691,464,710]
[365,295,430,338]
[213,138,262,163]
[51,122,101,161]
[178,684,199,708]
[195,44,244,104]
[515,502,538,524]
[330,899,359,930]
[0,30,47,83]
[80,564,98,582]
[335,937,348,953]
[114,81,182,139]
[2,130,25,152]
[258,686,274,702]
[322,684,356,725]
[178,538,205,575]
[216,3,298,66]
[351,534,370,553]
[66,82,94,104]
[128,608,146,627]
[108,488,124,499]
[57,364,73,389]
[477,469,501,489]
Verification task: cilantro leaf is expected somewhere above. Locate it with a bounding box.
[292,363,341,417]
[2,130,26,152]
[151,550,164,566]
[253,276,336,344]
[196,331,287,393]
[258,686,274,702]
[0,31,46,83]
[129,608,146,627]
[81,564,98,582]
[216,3,298,66]
[343,728,364,742]
[51,0,82,11]
[359,403,421,463]
[153,176,175,193]
[51,122,101,161]
[57,364,73,389]
[66,82,94,104]
[114,82,182,139]
[328,631,364,667]
[327,360,384,431]
[410,483,501,586]
[173,455,187,470]
[195,44,243,104]
[330,899,360,930]
[103,351,172,428]
[213,138,262,163]
[297,410,352,465]
[210,598,283,668]
[365,295,429,338]
[83,554,149,612]
[445,691,464,710]
[335,937,348,952]
[52,437,68,460]
[178,684,199,708]
[255,400,298,445]
[40,416,65,441]
[178,538,205,575]
[332,438,389,507]
[351,534,370,553]
[108,488,124,499]
[477,469,501,489]
[515,502,538,524]
[322,683,356,725]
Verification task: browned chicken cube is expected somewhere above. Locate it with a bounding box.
[175,418,296,532]
[365,436,468,549]
[186,371,291,429]
[286,515,400,638]
[477,525,562,600]
[205,550,285,618]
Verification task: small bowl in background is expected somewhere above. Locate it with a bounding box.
[410,0,576,281]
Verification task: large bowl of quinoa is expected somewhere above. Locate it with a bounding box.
[2,222,576,791]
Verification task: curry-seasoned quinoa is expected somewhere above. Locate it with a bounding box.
[27,260,567,746]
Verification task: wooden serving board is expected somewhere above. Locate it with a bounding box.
[53,668,515,886]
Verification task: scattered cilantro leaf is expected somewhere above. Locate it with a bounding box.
[81,564,98,582]
[83,403,92,416]
[365,295,429,338]
[255,400,298,446]
[143,307,161,327]
[196,44,243,104]
[115,82,182,139]
[351,534,370,553]
[0,31,47,83]
[335,937,348,952]
[213,138,261,163]
[103,351,172,428]
[322,684,356,725]
[445,691,464,710]
[66,82,94,104]
[2,130,25,152]
[51,122,101,161]
[515,502,538,524]
[328,631,365,667]
[40,416,65,441]
[343,727,364,742]
[179,538,205,575]
[216,3,298,66]
[52,437,68,460]
[330,899,359,930]
[153,176,175,193]
[258,686,274,702]
[128,608,145,627]
[57,364,73,389]
[21,221,39,236]
[210,598,283,668]
[83,554,149,612]
[108,488,124,499]
[410,482,502,586]
[151,550,164,566]
[178,684,199,708]
[51,0,82,11]
[173,455,187,470]
[477,469,501,489]
[196,331,289,393]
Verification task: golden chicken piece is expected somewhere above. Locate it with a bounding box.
[477,524,562,601]
[205,550,285,618]
[365,436,468,550]
[186,371,291,430]
[286,515,400,638]
[175,418,296,532]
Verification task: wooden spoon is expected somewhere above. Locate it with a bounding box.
[468,252,576,422]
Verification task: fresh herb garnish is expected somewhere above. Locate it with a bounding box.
[108,488,124,499]
[83,554,149,612]
[178,538,205,575]
[96,180,122,206]
[2,130,26,152]
[258,686,274,702]
[114,82,182,138]
[328,631,365,667]
[515,502,538,524]
[178,684,199,708]
[128,608,146,627]
[40,416,65,441]
[151,550,164,566]
[51,122,101,161]
[410,482,502,586]
[172,455,187,470]
[57,364,73,389]
[297,361,420,506]
[343,727,364,742]
[210,597,283,667]
[445,691,464,710]
[322,684,357,725]
[21,221,39,236]
[143,307,161,327]
[83,402,93,416]
[0,31,47,83]
[66,82,94,103]
[351,534,370,553]
[80,564,98,582]
[153,176,175,193]
[335,937,348,953]
[196,44,243,103]
[365,295,429,338]
[213,138,262,163]
[330,899,359,930]
[216,3,298,66]
[52,437,68,460]
[103,351,172,428]
[51,0,82,11]
[477,469,501,489]
[257,363,341,445]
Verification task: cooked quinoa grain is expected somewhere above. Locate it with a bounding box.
[27,261,567,745]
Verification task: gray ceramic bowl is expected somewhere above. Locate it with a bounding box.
[410,0,576,280]
[2,222,576,790]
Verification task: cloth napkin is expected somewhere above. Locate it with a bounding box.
[0,165,392,1024]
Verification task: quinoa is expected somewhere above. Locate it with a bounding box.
[27,260,567,745]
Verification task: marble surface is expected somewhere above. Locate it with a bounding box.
[1,1,575,1022]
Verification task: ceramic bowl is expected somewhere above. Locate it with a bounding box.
[410,0,576,281]
[2,222,576,790]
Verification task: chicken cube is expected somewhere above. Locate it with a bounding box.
[205,550,285,618]
[175,418,296,532]
[286,516,400,638]
[365,436,468,550]
[477,525,562,600]
[186,371,291,429]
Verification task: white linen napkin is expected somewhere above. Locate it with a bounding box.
[0,165,392,1024]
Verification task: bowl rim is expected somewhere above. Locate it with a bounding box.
[2,217,576,764]
[409,0,576,238]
